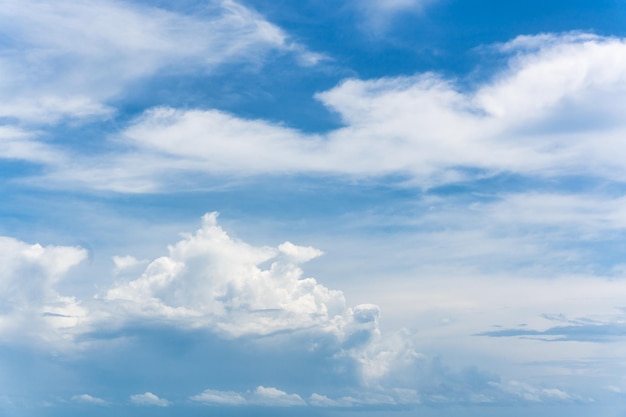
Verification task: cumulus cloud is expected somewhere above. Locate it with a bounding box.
[0,212,421,390]
[0,206,594,412]
[103,212,347,338]
[0,236,87,347]
[0,213,588,410]
[130,392,170,407]
[112,255,148,275]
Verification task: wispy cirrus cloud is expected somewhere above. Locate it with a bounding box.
[130,392,170,407]
[71,394,108,406]
[349,0,436,34]
[0,0,309,126]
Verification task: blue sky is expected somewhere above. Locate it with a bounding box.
[2,0,626,416]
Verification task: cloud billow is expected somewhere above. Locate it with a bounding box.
[34,32,626,192]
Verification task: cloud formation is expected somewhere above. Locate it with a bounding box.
[0,213,420,390]
[0,0,304,125]
[28,32,626,192]
[0,236,87,348]
[350,0,435,33]
[130,392,170,407]
[103,212,347,338]
[71,394,108,406]
[0,214,585,411]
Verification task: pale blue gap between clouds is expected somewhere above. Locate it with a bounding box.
[2,0,626,416]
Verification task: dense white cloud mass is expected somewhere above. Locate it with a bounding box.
[103,212,348,337]
[0,213,420,390]
[0,237,87,347]
[35,33,626,192]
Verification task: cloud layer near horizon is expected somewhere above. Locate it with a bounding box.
[0,213,589,410]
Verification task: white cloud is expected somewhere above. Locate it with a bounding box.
[35,33,626,193]
[112,255,147,275]
[97,213,431,388]
[190,386,305,407]
[190,389,247,406]
[103,212,347,338]
[130,392,170,407]
[0,213,423,389]
[308,393,352,407]
[350,0,435,34]
[491,380,571,402]
[0,0,303,125]
[71,394,108,406]
[249,386,306,406]
[0,212,597,406]
[0,126,66,165]
[0,236,87,347]
[278,241,324,263]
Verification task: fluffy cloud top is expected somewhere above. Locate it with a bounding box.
[0,214,583,410]
[0,213,417,388]
[104,212,347,338]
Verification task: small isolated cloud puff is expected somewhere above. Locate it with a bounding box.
[130,392,170,407]
[278,241,324,263]
[190,389,247,406]
[71,394,108,406]
[250,386,306,406]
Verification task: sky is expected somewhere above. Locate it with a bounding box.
[2,0,626,416]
